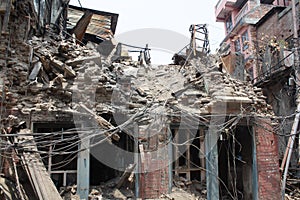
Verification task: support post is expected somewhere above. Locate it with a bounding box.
[1,0,11,34]
[134,125,140,198]
[205,129,219,200]
[168,128,173,193]
[200,128,206,182]
[186,131,191,181]
[77,134,90,199]
[281,104,300,199]
[252,128,259,200]
[282,0,300,198]
[174,128,179,176]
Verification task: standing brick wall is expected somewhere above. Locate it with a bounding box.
[139,148,169,199]
[254,118,281,200]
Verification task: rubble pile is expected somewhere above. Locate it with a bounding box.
[167,59,274,117]
[1,24,275,129]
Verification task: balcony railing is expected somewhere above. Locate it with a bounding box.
[253,52,294,85]
[216,0,222,9]
[235,2,249,24]
[215,0,238,9]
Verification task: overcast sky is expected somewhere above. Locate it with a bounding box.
[69,0,225,64]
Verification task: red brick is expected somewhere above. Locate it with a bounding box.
[254,119,281,200]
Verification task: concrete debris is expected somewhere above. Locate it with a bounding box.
[87,179,134,200]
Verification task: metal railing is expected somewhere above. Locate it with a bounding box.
[215,0,223,9]
[252,52,294,84]
[235,2,249,24]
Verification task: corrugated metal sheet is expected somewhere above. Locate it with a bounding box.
[67,6,118,41]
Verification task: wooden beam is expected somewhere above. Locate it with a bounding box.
[71,11,93,42]
[18,130,63,200]
[200,128,206,183]
[79,103,120,141]
[1,0,11,34]
[116,163,136,189]
[29,61,42,81]
[134,125,140,198]
[186,131,191,181]
[174,129,179,176]
[65,55,101,67]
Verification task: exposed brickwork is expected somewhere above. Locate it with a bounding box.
[140,159,169,199]
[139,147,169,199]
[0,2,33,120]
[255,118,281,200]
[256,6,293,44]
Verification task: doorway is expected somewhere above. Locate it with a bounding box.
[218,126,254,199]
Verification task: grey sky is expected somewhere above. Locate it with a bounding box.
[69,0,225,63]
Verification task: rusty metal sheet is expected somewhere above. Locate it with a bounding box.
[67,6,118,41]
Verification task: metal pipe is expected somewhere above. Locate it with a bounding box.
[281,1,300,195]
[281,104,300,199]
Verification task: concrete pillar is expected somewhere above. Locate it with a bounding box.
[77,136,90,199]
[205,130,219,200]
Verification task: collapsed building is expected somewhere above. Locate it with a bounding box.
[0,0,286,199]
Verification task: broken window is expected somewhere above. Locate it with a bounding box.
[33,123,78,189]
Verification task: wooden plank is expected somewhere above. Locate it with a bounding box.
[79,103,120,141]
[65,55,101,67]
[50,58,65,72]
[186,132,191,181]
[51,6,64,24]
[174,129,179,176]
[29,61,42,81]
[139,144,145,164]
[50,57,77,78]
[19,131,63,200]
[200,128,206,182]
[64,65,76,78]
[213,95,252,103]
[134,125,140,197]
[116,163,136,189]
[71,11,93,42]
[1,0,11,34]
[0,1,7,13]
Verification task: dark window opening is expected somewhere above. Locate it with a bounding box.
[89,111,134,185]
[234,39,241,52]
[90,131,134,185]
[226,16,233,34]
[242,31,249,50]
[33,122,78,189]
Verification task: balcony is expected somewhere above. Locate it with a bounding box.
[253,51,294,86]
[234,1,258,24]
[215,0,247,21]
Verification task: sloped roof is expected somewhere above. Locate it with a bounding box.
[67,5,118,40]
